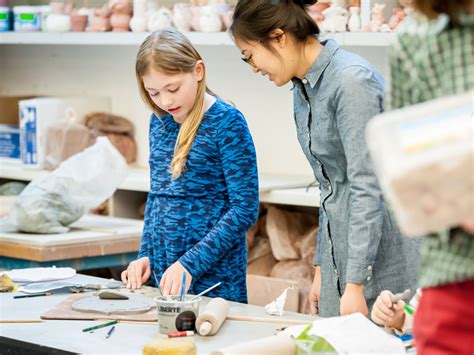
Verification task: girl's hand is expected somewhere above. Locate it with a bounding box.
[160,261,192,296]
[371,290,406,330]
[309,266,321,315]
[121,257,151,290]
[340,283,368,316]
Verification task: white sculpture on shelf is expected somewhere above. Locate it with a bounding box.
[130,0,147,32]
[147,7,173,32]
[199,5,222,32]
[348,6,361,32]
[320,3,348,33]
[172,3,193,32]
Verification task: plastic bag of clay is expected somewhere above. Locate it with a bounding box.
[366,92,474,236]
[266,206,317,260]
[83,112,137,164]
[0,137,128,234]
[44,108,94,170]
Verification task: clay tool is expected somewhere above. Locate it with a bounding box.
[179,272,186,301]
[196,297,229,336]
[168,330,194,338]
[105,325,116,339]
[14,292,52,299]
[390,289,411,304]
[152,270,163,297]
[82,320,118,333]
[190,282,222,301]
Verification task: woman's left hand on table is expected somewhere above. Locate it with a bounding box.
[160,261,192,296]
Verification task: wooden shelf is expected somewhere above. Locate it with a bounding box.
[0,31,395,47]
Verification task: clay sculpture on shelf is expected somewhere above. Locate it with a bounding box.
[86,5,112,32]
[320,3,348,33]
[130,0,147,32]
[147,7,173,32]
[172,3,193,32]
[348,6,361,32]
[110,0,133,31]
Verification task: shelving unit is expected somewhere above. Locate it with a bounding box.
[0,158,320,212]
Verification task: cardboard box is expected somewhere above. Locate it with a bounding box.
[247,274,299,312]
[0,96,35,160]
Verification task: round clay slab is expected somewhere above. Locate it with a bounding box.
[72,296,155,315]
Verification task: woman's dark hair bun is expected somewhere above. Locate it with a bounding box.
[293,0,318,6]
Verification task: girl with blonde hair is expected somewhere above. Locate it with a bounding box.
[121,28,259,302]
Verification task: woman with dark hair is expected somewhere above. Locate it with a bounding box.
[230,0,420,318]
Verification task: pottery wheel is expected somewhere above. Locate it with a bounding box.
[72,296,156,315]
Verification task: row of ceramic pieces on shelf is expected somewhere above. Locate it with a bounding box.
[309,0,415,33]
[1,0,414,34]
[0,1,233,33]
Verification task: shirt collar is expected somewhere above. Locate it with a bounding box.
[292,39,339,89]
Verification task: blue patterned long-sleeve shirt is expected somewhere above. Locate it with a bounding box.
[138,98,259,303]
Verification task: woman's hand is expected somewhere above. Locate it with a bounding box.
[121,257,151,290]
[371,290,406,330]
[309,265,321,315]
[160,261,192,296]
[340,283,368,316]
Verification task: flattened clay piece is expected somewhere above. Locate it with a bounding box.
[72,296,155,315]
[106,280,124,289]
[99,291,129,300]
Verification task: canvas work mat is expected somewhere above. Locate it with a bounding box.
[41,293,158,322]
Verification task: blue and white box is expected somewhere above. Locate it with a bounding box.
[0,124,20,159]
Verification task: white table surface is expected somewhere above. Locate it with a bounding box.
[0,274,315,354]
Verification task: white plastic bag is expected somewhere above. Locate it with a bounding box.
[0,137,128,234]
[366,92,474,236]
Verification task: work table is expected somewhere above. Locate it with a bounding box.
[0,274,315,354]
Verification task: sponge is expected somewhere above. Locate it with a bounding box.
[143,338,196,355]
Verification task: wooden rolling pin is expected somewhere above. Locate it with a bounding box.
[195,298,230,336]
[212,335,295,355]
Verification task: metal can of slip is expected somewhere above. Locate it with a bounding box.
[155,295,201,335]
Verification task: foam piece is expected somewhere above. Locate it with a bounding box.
[196,298,229,336]
[143,338,196,355]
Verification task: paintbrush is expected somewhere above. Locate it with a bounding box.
[179,271,186,301]
[190,282,222,301]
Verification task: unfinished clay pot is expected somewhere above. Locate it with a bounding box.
[71,14,88,32]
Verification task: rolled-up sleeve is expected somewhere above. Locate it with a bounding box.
[335,65,386,284]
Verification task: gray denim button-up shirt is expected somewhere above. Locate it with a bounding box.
[293,40,420,317]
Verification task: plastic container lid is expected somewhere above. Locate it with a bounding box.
[0,7,9,13]
[13,6,40,14]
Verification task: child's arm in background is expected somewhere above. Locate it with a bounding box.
[178,109,259,282]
